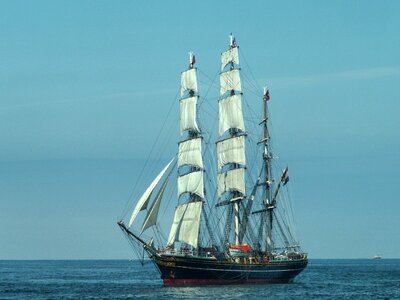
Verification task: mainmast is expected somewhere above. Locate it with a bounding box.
[216,34,246,246]
[167,52,204,250]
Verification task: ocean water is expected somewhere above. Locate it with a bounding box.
[1,259,399,299]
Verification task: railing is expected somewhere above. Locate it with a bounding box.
[157,246,307,263]
[157,247,217,259]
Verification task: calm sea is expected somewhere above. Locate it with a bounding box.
[1,259,399,299]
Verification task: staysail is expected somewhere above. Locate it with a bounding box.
[140,172,172,234]
[128,158,174,228]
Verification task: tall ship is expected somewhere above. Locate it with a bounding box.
[118,35,308,285]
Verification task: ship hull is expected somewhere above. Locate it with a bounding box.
[153,255,308,286]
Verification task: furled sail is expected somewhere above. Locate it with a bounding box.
[218,94,245,136]
[221,47,239,71]
[180,96,200,134]
[177,171,204,198]
[128,158,174,228]
[216,135,246,169]
[220,69,241,96]
[140,173,171,234]
[180,68,198,97]
[167,201,203,248]
[178,138,203,169]
[217,168,245,197]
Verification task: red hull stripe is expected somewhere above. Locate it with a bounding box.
[163,278,290,285]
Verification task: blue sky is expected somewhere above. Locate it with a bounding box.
[0,1,399,259]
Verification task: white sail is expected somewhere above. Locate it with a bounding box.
[140,173,171,234]
[220,69,241,96]
[218,94,245,136]
[177,171,204,198]
[178,138,203,169]
[128,158,174,228]
[217,168,245,197]
[167,201,203,248]
[221,47,239,71]
[180,96,200,134]
[181,68,198,97]
[167,203,187,247]
[216,135,246,169]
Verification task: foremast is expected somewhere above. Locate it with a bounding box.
[167,52,204,250]
[216,34,246,247]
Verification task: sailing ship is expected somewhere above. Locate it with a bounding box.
[118,35,308,285]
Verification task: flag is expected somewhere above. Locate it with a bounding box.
[283,176,289,186]
[229,33,237,48]
[281,166,289,186]
[264,89,270,101]
[189,51,196,67]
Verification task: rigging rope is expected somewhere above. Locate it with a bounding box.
[119,88,181,220]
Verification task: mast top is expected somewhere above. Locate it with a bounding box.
[189,50,196,69]
[263,87,270,101]
[229,33,237,49]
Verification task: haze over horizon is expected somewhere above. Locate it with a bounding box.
[1,1,399,259]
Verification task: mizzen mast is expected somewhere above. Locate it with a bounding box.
[262,87,274,254]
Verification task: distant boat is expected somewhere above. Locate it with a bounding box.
[117,34,308,285]
[373,255,382,260]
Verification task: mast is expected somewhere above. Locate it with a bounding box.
[263,87,274,254]
[263,88,270,188]
[217,34,246,246]
[168,51,204,249]
[177,50,204,201]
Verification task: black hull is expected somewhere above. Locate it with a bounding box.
[152,255,308,285]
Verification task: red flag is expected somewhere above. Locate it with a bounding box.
[232,37,237,48]
[264,89,270,101]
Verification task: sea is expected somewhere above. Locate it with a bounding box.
[1,259,399,299]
